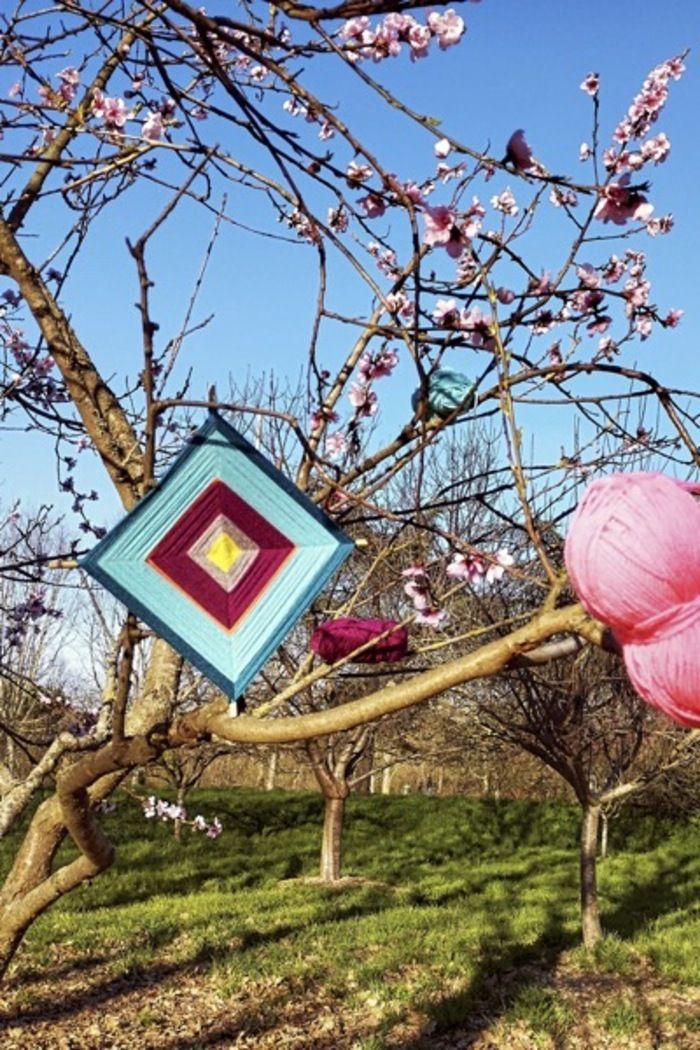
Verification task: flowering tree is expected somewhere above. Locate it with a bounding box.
[0,0,696,975]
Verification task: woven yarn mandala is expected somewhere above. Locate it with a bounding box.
[81,413,353,700]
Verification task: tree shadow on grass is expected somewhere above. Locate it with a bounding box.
[395,844,700,1049]
[601,847,699,938]
[0,888,395,1030]
[397,896,576,1050]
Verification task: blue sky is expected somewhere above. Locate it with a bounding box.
[3,0,700,533]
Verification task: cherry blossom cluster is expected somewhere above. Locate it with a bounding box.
[578,56,685,230]
[2,325,67,408]
[401,564,447,627]
[422,198,485,259]
[3,587,61,649]
[610,56,684,148]
[534,249,681,353]
[37,66,80,108]
[142,795,223,839]
[32,64,183,144]
[338,8,468,64]
[446,548,514,585]
[348,344,399,421]
[310,342,400,452]
[431,299,494,349]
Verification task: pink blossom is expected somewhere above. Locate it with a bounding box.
[580,142,592,161]
[580,72,599,96]
[404,181,426,206]
[328,206,349,233]
[371,21,402,60]
[532,310,557,336]
[436,162,466,184]
[385,291,414,320]
[348,382,378,416]
[461,306,494,348]
[37,84,57,108]
[586,315,612,336]
[641,132,670,164]
[646,214,673,236]
[8,81,21,98]
[358,193,386,219]
[548,341,563,365]
[427,8,465,49]
[283,98,306,118]
[310,407,339,430]
[623,276,650,310]
[490,188,518,216]
[346,161,373,186]
[58,66,80,86]
[404,579,430,610]
[446,552,484,583]
[422,205,467,258]
[414,606,447,627]
[531,271,552,295]
[432,298,460,327]
[577,263,601,290]
[340,16,370,39]
[358,347,399,380]
[602,255,625,283]
[289,210,320,244]
[497,287,515,305]
[485,549,514,584]
[550,188,578,208]
[318,120,335,141]
[598,337,618,359]
[408,23,432,59]
[206,817,223,839]
[635,314,653,340]
[663,309,683,328]
[593,174,653,225]
[95,94,128,128]
[368,244,398,277]
[142,112,164,141]
[503,129,533,172]
[325,432,347,458]
[434,137,451,159]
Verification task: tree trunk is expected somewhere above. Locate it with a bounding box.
[0,641,182,978]
[580,801,603,949]
[265,748,278,791]
[600,810,609,860]
[320,793,346,882]
[173,785,186,841]
[381,763,393,795]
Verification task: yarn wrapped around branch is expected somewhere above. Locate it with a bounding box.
[311,618,409,665]
[412,369,474,420]
[564,471,700,727]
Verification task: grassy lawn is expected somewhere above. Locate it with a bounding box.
[2,789,700,1048]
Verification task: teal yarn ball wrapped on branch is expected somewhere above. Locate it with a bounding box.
[412,369,475,419]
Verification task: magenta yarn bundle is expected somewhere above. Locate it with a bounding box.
[564,471,700,727]
[311,618,409,664]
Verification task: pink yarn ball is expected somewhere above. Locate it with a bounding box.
[623,605,700,727]
[565,471,700,727]
[564,472,700,643]
[311,618,408,664]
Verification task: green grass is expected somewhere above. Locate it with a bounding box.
[601,997,644,1036]
[507,983,574,1036]
[3,789,700,1042]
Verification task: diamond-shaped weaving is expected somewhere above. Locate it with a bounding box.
[80,413,354,700]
